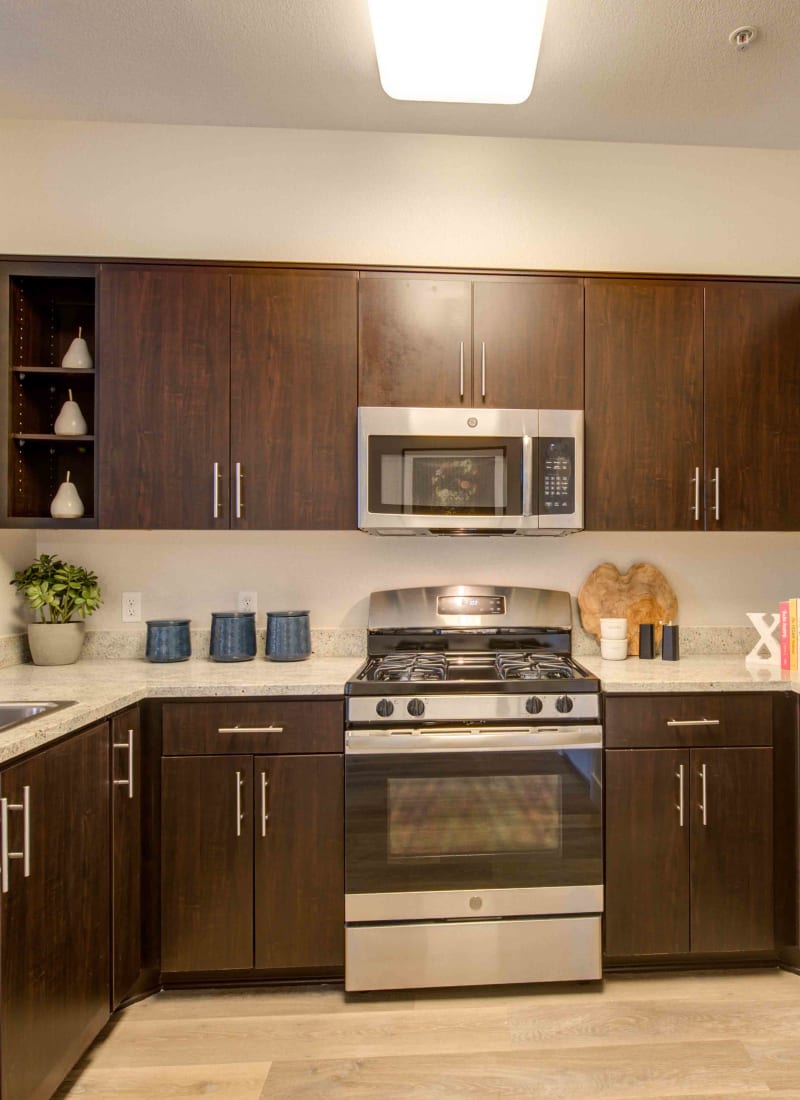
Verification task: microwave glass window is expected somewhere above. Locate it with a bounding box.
[387,774,561,859]
[369,435,524,516]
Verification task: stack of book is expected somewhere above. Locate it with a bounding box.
[780,600,800,670]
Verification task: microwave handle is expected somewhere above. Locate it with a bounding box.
[522,435,534,517]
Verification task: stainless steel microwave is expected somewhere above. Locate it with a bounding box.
[358,407,583,535]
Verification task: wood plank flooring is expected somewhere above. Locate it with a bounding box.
[56,969,800,1099]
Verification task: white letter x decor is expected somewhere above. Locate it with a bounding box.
[745,612,781,665]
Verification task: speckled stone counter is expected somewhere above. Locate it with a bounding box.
[581,653,799,694]
[0,656,363,764]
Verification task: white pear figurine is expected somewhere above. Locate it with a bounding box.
[61,326,93,370]
[53,389,88,436]
[50,471,85,519]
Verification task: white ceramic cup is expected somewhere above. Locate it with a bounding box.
[600,637,628,660]
[599,617,628,640]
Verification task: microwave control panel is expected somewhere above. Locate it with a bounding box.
[538,438,575,513]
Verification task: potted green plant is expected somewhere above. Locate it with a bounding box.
[10,553,103,665]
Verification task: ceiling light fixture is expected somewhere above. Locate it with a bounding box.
[367,0,549,105]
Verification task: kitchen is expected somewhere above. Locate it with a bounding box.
[2,1,800,1097]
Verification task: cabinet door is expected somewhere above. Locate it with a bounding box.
[98,265,231,528]
[230,270,357,529]
[111,706,142,1009]
[359,275,472,406]
[254,754,344,971]
[604,749,690,957]
[161,755,253,972]
[1,723,110,1100]
[690,747,773,953]
[705,282,800,530]
[472,278,583,409]
[584,280,703,530]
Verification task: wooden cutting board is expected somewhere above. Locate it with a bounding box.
[577,562,678,655]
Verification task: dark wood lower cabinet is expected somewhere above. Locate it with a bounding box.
[111,706,144,1008]
[0,722,110,1100]
[605,745,773,961]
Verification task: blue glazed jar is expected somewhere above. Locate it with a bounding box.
[266,610,311,662]
[145,619,191,662]
[210,611,257,662]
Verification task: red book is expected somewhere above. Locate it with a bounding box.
[780,601,791,670]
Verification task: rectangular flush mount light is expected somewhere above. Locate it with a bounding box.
[367,0,549,105]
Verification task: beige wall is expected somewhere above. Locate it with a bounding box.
[3,119,800,631]
[0,531,37,633]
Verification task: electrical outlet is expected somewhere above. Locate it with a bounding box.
[122,592,142,623]
[238,590,258,614]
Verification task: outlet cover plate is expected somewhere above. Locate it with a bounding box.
[238,591,257,614]
[122,592,142,623]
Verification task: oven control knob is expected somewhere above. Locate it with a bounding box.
[525,696,544,715]
[556,695,574,714]
[407,698,426,718]
[376,698,394,718]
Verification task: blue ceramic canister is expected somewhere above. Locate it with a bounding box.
[145,619,191,662]
[266,610,311,662]
[209,611,257,662]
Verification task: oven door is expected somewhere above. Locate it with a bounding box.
[345,725,602,922]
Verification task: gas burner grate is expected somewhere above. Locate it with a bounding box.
[373,653,448,682]
[495,652,574,681]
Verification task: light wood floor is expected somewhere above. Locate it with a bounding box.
[56,969,800,1099]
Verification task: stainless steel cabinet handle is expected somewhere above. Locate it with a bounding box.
[691,467,700,521]
[699,763,708,826]
[712,466,720,522]
[666,718,720,727]
[481,341,486,399]
[1,786,31,893]
[235,770,244,837]
[459,341,465,399]
[217,725,284,734]
[521,435,533,517]
[260,770,270,837]
[235,462,243,520]
[675,764,685,827]
[113,728,135,800]
[212,461,221,520]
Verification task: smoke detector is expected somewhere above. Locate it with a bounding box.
[729,26,757,50]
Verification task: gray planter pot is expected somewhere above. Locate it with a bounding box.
[27,622,86,666]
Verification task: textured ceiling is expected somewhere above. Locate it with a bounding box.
[0,0,798,148]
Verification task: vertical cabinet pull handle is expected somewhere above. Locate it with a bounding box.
[459,341,465,399]
[235,463,243,520]
[691,467,700,521]
[261,770,270,837]
[699,763,708,826]
[675,764,685,827]
[212,461,221,520]
[712,467,720,522]
[481,342,486,399]
[1,786,31,893]
[235,770,244,837]
[113,729,135,800]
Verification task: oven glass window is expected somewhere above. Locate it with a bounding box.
[368,435,524,516]
[387,775,560,858]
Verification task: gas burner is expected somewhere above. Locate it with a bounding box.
[495,652,573,681]
[373,653,447,682]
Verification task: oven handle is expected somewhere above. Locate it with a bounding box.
[345,725,603,754]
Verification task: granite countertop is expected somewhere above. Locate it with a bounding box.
[0,653,797,767]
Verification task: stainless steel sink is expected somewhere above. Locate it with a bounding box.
[0,701,75,732]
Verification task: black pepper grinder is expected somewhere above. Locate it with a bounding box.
[638,623,655,659]
[662,621,680,661]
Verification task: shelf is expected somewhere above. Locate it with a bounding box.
[12,433,94,443]
[12,366,95,376]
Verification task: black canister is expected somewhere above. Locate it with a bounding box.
[662,623,680,661]
[210,611,257,662]
[146,619,191,662]
[266,610,311,662]
[638,623,655,660]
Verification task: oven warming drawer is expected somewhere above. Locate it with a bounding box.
[345,915,601,992]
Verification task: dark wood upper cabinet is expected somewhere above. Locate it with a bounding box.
[358,273,583,410]
[230,270,357,529]
[254,754,344,971]
[585,279,704,530]
[471,278,583,409]
[98,265,231,529]
[161,755,254,973]
[359,274,472,406]
[0,722,110,1100]
[111,706,143,1009]
[704,282,800,530]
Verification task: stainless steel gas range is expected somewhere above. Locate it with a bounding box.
[344,584,603,992]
